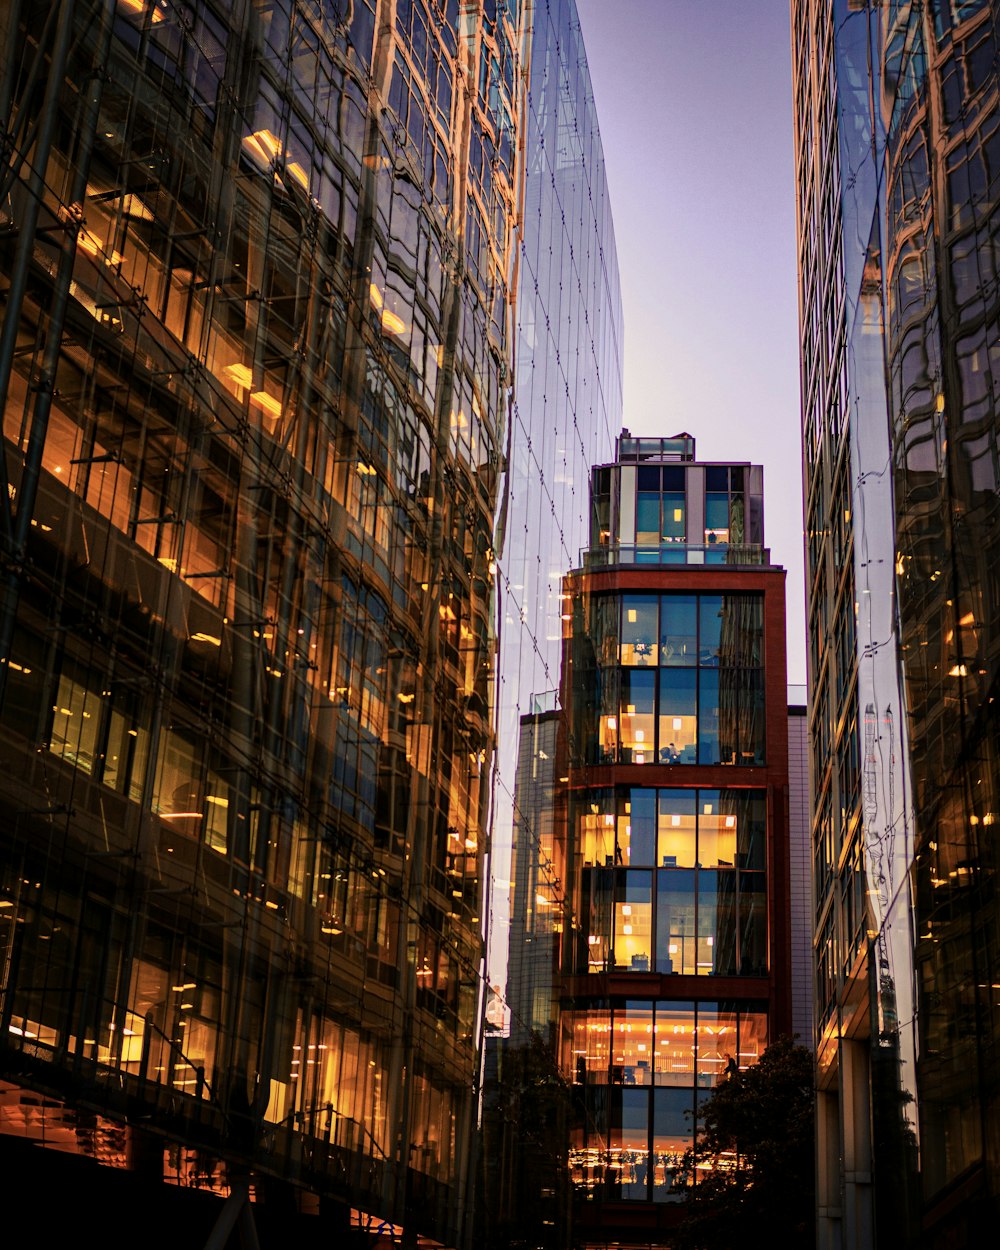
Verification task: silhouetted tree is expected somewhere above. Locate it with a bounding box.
[675,1037,815,1250]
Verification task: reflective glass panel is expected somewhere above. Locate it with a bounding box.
[636,493,660,544]
[618,788,656,866]
[661,492,685,541]
[621,596,659,665]
[660,594,697,666]
[612,1088,650,1200]
[578,790,616,867]
[698,669,721,764]
[738,1005,768,1069]
[652,1087,693,1201]
[562,1007,610,1085]
[655,870,695,975]
[620,669,656,764]
[699,595,724,664]
[739,872,767,976]
[705,492,730,543]
[698,791,736,866]
[658,669,696,763]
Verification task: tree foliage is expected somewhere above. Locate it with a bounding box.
[674,1037,815,1250]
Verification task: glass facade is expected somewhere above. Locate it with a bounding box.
[551,434,792,1240]
[794,2,1000,1245]
[587,443,766,568]
[0,1,609,1243]
[573,591,766,767]
[488,0,622,1022]
[563,998,768,1203]
[574,786,768,978]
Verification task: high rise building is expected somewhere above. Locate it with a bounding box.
[0,2,604,1245]
[487,0,621,1009]
[788,686,814,1052]
[793,3,1000,1245]
[475,4,622,1245]
[548,432,792,1244]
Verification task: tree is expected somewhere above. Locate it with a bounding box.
[674,1037,815,1250]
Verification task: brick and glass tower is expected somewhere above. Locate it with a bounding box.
[554,432,792,1242]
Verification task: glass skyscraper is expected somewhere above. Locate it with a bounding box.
[0,2,618,1246]
[794,3,1000,1245]
[489,0,621,1010]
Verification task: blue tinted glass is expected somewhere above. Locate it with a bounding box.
[698,669,720,764]
[705,493,729,530]
[616,1087,650,1200]
[636,494,660,538]
[656,870,695,974]
[661,492,685,539]
[661,595,697,665]
[658,669,697,764]
[626,788,656,865]
[699,596,723,664]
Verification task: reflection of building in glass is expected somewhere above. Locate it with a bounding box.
[553,433,792,1242]
[0,3,532,1244]
[794,3,1000,1246]
[488,0,621,1007]
[506,697,564,1047]
[788,687,814,1050]
[478,4,621,1245]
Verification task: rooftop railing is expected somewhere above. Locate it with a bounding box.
[581,542,772,569]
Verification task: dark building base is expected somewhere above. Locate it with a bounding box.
[0,1132,363,1250]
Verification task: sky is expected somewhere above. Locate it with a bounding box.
[574,0,806,684]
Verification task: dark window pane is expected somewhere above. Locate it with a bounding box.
[636,493,660,543]
[661,594,697,666]
[739,669,766,765]
[656,870,695,974]
[699,596,724,664]
[652,1087,692,1201]
[698,868,738,976]
[620,788,656,866]
[727,789,766,869]
[620,669,656,764]
[738,1005,768,1068]
[739,872,767,975]
[698,669,720,764]
[611,1087,650,1200]
[661,491,685,540]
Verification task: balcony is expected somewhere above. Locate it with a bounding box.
[582,542,772,569]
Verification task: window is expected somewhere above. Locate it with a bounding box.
[567,999,769,1202]
[614,871,653,971]
[584,593,766,766]
[578,788,767,978]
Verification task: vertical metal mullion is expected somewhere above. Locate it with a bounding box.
[0,0,77,546]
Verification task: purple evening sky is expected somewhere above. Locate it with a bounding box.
[574,0,806,684]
